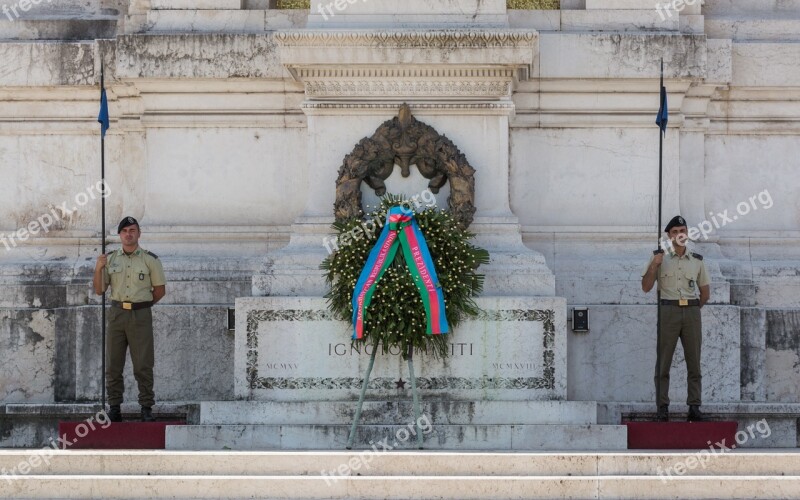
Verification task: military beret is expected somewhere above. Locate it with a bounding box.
[664,215,687,233]
[117,216,139,234]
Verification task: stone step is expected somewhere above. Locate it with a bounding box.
[3,450,800,477]
[193,400,601,425]
[4,450,800,499]
[165,424,628,451]
[2,474,800,499]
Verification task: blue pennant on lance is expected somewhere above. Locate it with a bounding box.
[98,88,110,137]
[656,73,668,135]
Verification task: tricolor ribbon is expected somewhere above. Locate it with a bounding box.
[351,206,449,340]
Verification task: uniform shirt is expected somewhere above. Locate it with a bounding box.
[642,249,709,300]
[102,247,166,303]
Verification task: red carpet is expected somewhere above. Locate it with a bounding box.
[58,421,185,450]
[625,421,738,450]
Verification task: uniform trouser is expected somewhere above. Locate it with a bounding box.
[655,305,702,407]
[106,307,155,407]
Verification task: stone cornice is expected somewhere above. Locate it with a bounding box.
[274,29,537,49]
[276,29,538,100]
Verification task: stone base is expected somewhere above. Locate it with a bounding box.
[234,296,568,401]
[169,400,624,451]
[192,400,600,425]
[165,423,628,451]
[0,403,193,448]
[6,402,800,450]
[600,402,800,449]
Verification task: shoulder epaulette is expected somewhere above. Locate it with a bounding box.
[146,250,159,259]
[691,252,703,261]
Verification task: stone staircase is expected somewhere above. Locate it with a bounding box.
[2,449,800,499]
[166,400,627,451]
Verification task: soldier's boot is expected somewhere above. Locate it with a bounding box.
[687,405,704,422]
[108,405,122,423]
[141,406,155,422]
[656,405,669,422]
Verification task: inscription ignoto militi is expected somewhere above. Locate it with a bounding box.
[327,343,475,357]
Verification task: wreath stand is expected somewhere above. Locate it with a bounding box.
[347,342,424,450]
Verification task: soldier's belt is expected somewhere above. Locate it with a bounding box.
[660,299,699,307]
[111,300,154,311]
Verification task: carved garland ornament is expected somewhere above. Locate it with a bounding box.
[334,104,476,228]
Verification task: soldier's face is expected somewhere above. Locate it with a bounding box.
[119,225,140,247]
[668,226,688,247]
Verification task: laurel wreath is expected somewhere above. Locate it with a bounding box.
[321,195,490,359]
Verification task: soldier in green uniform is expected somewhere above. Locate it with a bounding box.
[642,215,710,422]
[93,217,166,422]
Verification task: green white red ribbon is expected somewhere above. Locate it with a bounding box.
[352,206,449,340]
